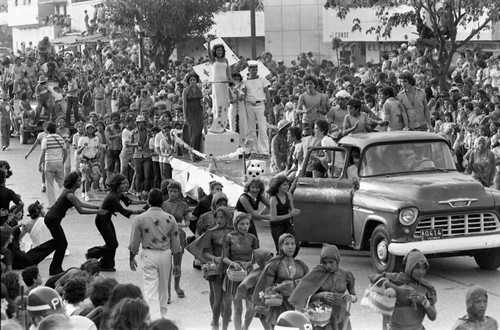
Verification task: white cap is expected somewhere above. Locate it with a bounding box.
[335,90,352,99]
[247,60,259,67]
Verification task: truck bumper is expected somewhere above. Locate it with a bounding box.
[388,235,500,256]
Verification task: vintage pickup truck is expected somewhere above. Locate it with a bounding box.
[293,131,500,273]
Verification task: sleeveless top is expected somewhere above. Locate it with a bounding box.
[45,190,74,225]
[211,60,228,82]
[235,193,262,213]
[276,194,290,216]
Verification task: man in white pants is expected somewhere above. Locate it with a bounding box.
[242,60,271,155]
[129,188,181,320]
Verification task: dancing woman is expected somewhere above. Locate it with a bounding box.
[44,172,107,275]
[206,35,232,133]
[86,174,144,271]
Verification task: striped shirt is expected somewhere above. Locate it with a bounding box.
[41,134,65,163]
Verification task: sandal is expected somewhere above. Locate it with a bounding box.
[176,289,185,298]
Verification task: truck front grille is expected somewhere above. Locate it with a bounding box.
[415,213,500,238]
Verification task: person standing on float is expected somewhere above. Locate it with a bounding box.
[242,61,271,156]
[206,35,232,133]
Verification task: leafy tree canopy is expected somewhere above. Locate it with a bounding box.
[105,0,225,63]
[327,0,500,88]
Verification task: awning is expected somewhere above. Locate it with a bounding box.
[51,33,111,46]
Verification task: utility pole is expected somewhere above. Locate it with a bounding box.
[250,0,256,59]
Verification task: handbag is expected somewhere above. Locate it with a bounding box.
[360,278,397,316]
[201,257,219,280]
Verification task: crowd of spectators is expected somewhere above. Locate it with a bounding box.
[1,31,500,329]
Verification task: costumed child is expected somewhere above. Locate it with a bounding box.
[370,249,437,330]
[451,284,498,330]
[223,213,259,330]
[235,248,274,330]
[252,233,309,328]
[187,206,234,330]
[289,244,357,330]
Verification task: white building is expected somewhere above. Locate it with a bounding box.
[264,0,500,65]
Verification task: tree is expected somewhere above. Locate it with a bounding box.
[105,0,225,68]
[329,0,500,89]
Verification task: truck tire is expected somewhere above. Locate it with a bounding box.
[370,224,403,273]
[474,247,500,270]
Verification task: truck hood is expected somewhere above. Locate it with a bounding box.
[360,172,493,212]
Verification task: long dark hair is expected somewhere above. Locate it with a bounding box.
[63,172,81,189]
[108,174,127,192]
[267,175,289,196]
[212,44,226,59]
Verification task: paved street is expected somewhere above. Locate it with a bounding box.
[2,138,499,330]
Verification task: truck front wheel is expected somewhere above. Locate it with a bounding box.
[370,225,403,273]
[474,247,500,270]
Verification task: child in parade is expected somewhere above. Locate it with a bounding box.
[252,233,309,328]
[187,206,234,330]
[223,213,259,330]
[289,244,357,330]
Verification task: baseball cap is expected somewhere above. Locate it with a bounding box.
[85,123,95,130]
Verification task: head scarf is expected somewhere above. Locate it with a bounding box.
[277,233,295,257]
[320,244,340,264]
[465,285,488,321]
[403,249,429,277]
[232,213,251,235]
[211,192,228,211]
[211,206,233,230]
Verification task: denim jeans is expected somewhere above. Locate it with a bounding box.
[134,157,152,193]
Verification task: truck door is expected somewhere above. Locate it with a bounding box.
[292,146,353,245]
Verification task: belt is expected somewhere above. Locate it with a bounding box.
[95,97,104,100]
[247,100,265,105]
[144,246,169,251]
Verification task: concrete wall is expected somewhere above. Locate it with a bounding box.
[68,0,100,33]
[207,10,265,38]
[7,0,39,26]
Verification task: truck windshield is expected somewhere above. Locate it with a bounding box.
[359,141,457,177]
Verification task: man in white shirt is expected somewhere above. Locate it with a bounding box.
[241,60,271,155]
[154,121,173,181]
[38,122,67,207]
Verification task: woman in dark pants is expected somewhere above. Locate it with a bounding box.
[86,174,144,271]
[44,172,107,276]
[267,175,301,257]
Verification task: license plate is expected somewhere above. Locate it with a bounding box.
[420,228,443,240]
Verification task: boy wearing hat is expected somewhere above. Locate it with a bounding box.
[131,115,152,200]
[241,60,271,155]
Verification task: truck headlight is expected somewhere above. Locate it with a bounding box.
[399,208,418,226]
